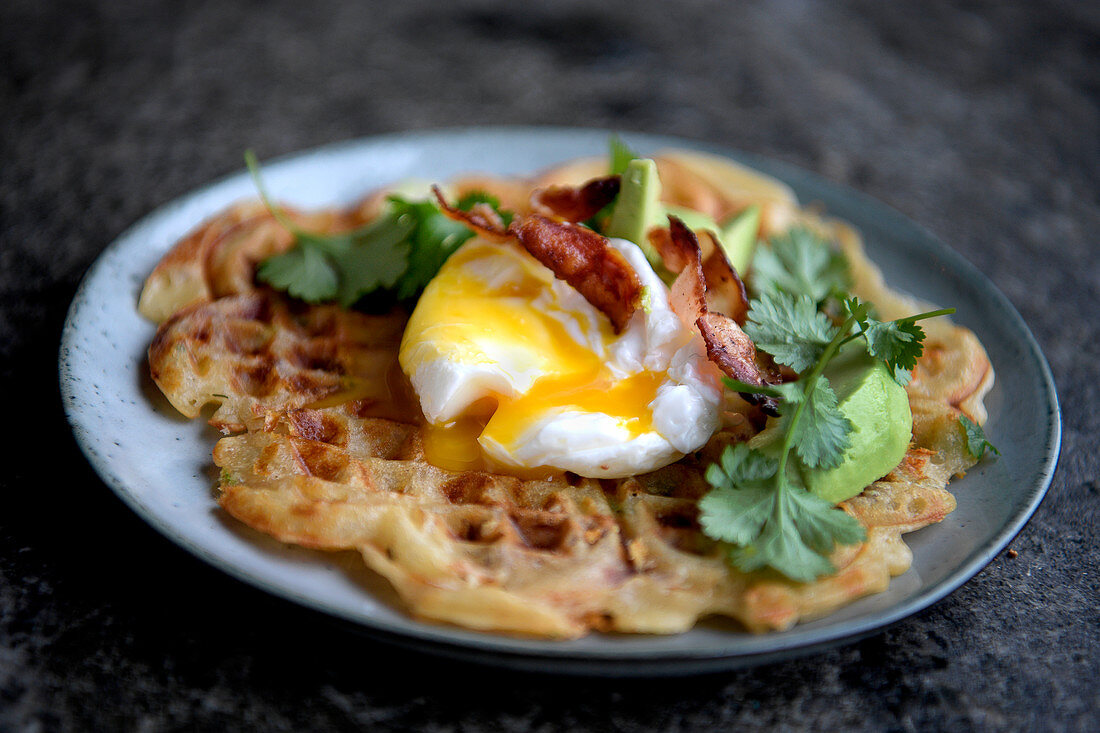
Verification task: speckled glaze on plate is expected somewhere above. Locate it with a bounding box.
[59,128,1060,676]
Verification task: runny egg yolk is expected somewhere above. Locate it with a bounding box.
[419,371,664,474]
[487,370,662,449]
[399,236,720,478]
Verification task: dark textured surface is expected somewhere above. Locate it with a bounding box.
[2,0,1097,729]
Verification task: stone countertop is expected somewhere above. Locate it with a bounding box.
[2,0,1096,729]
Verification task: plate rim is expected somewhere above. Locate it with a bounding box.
[59,125,1061,673]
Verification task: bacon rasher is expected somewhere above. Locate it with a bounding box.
[435,184,773,410]
[529,176,621,222]
[648,222,750,324]
[433,185,643,333]
[657,217,777,412]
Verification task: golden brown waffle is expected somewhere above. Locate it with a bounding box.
[139,177,540,326]
[137,203,369,323]
[832,220,995,477]
[212,406,956,637]
[141,151,994,638]
[148,291,408,433]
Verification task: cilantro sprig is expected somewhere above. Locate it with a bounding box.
[247,150,414,306]
[705,301,863,581]
[842,297,955,386]
[245,151,507,307]
[702,228,959,582]
[701,444,867,580]
[959,414,1000,460]
[752,226,851,304]
[387,193,508,300]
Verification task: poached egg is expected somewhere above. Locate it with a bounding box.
[399,236,722,478]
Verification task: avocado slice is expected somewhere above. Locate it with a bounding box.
[606,158,664,268]
[802,345,912,503]
[662,204,719,235]
[718,205,761,275]
[747,344,911,504]
[604,161,751,284]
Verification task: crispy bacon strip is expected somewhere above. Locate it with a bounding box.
[431,186,511,241]
[698,231,750,324]
[433,187,643,333]
[513,215,642,333]
[696,313,767,390]
[649,224,749,324]
[663,218,776,413]
[667,230,707,330]
[530,176,621,222]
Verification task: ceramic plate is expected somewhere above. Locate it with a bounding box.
[59,128,1059,675]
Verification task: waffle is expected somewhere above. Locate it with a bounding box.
[832,220,995,477]
[141,154,994,638]
[148,291,408,433]
[137,203,370,323]
[212,404,955,636]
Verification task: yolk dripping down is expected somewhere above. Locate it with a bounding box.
[400,239,667,475]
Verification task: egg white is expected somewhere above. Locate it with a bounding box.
[399,236,722,478]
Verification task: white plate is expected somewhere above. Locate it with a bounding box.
[59,127,1060,675]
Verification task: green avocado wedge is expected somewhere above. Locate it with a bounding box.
[718,205,761,275]
[606,158,664,268]
[803,344,912,503]
[605,160,725,282]
[747,343,912,505]
[662,204,719,235]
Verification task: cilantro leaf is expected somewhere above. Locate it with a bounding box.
[455,191,515,225]
[334,213,415,307]
[842,296,872,328]
[455,190,497,211]
[254,211,415,307]
[959,415,1000,460]
[700,443,866,582]
[609,134,640,175]
[728,512,839,581]
[700,444,779,548]
[711,442,779,485]
[700,484,777,548]
[726,486,866,582]
[295,230,352,258]
[257,245,339,302]
[389,193,513,300]
[248,150,415,305]
[787,486,866,554]
[845,297,955,386]
[864,319,924,386]
[246,151,516,307]
[751,227,850,303]
[389,198,473,300]
[785,376,852,470]
[745,291,837,372]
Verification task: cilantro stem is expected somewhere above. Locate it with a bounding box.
[244,149,304,236]
[837,305,957,350]
[895,307,955,322]
[836,331,864,349]
[773,314,857,509]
